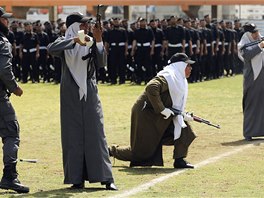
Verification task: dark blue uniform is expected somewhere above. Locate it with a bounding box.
[20,32,39,83]
[37,31,50,82]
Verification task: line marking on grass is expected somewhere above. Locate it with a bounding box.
[109,141,263,198]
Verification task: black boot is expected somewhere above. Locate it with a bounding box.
[0,165,29,193]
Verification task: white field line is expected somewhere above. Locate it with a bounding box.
[109,142,262,198]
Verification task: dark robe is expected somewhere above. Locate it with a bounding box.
[242,44,264,138]
[48,37,113,184]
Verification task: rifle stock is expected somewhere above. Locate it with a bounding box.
[170,108,220,129]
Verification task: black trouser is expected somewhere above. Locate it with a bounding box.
[0,100,20,169]
[53,57,62,83]
[109,47,126,84]
[38,51,49,82]
[189,51,200,82]
[21,52,38,83]
[135,47,153,84]
[152,47,163,75]
[12,49,21,81]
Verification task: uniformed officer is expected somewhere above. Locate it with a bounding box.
[35,21,50,82]
[122,19,136,83]
[165,16,186,59]
[44,21,59,83]
[149,19,166,75]
[105,18,128,84]
[215,21,225,78]
[200,19,214,80]
[9,21,23,81]
[19,22,40,83]
[0,7,29,193]
[234,19,243,74]
[220,20,232,77]
[131,18,155,84]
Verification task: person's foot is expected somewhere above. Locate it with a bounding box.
[70,183,84,189]
[245,136,252,141]
[0,177,29,193]
[105,182,118,190]
[174,158,194,169]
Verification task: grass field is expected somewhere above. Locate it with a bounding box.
[1,74,264,197]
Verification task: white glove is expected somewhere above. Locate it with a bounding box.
[160,108,174,119]
[182,112,194,121]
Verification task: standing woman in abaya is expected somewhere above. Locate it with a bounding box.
[48,12,117,190]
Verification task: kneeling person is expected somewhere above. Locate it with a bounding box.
[110,53,196,168]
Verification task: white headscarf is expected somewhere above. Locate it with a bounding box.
[157,61,188,140]
[238,32,264,80]
[65,22,91,101]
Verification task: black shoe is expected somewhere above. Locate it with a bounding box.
[174,158,194,169]
[245,136,252,141]
[0,177,29,193]
[70,183,84,189]
[105,183,118,191]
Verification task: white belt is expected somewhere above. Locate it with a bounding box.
[224,42,229,46]
[185,43,189,47]
[23,48,37,53]
[110,42,126,46]
[168,43,182,47]
[192,44,197,48]
[218,42,222,45]
[137,42,151,47]
[128,45,132,49]
[212,41,216,44]
[39,46,47,50]
[206,43,211,47]
[16,46,20,49]
[155,44,162,47]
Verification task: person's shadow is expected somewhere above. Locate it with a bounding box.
[221,138,264,146]
[8,186,109,197]
[115,166,176,175]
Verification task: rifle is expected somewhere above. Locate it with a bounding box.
[82,4,103,61]
[240,36,264,50]
[170,108,221,129]
[95,4,103,29]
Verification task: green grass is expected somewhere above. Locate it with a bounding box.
[1,75,263,197]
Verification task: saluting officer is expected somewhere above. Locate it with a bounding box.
[131,18,155,85]
[105,18,128,84]
[19,22,40,83]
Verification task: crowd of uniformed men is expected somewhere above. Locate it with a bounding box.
[6,14,246,85]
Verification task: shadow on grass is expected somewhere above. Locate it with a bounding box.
[11,187,107,198]
[117,167,176,175]
[221,138,264,146]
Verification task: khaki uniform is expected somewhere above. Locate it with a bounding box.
[111,76,196,166]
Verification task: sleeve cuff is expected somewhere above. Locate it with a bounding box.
[96,41,104,53]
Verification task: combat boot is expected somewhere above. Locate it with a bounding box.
[0,165,29,193]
